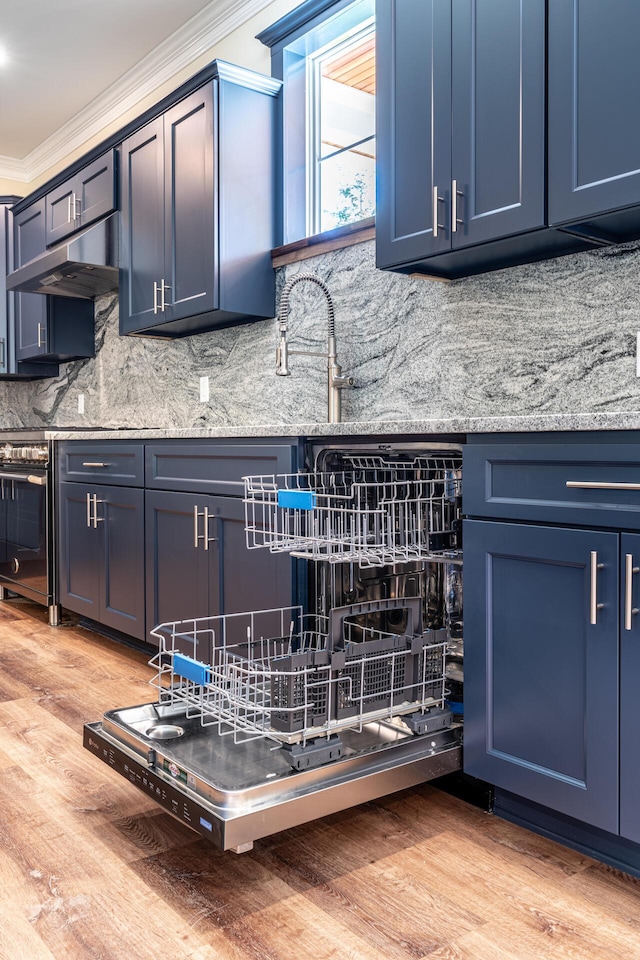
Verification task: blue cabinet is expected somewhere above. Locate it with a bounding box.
[0,201,58,380]
[548,1,640,228]
[120,64,280,339]
[11,198,94,364]
[464,518,619,832]
[45,150,116,247]
[376,0,549,275]
[464,433,640,849]
[58,481,146,641]
[146,490,294,649]
[619,533,640,845]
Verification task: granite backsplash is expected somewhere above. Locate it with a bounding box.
[0,237,639,429]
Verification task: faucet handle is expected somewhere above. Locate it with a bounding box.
[331,373,355,389]
[276,332,290,376]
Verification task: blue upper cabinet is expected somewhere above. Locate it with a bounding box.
[376,0,452,267]
[450,0,545,249]
[548,1,640,228]
[45,150,117,247]
[120,64,280,339]
[376,0,547,273]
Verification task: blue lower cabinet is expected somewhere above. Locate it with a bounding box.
[463,518,619,833]
[145,490,294,650]
[619,533,640,844]
[59,482,145,641]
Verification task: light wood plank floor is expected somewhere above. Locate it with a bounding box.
[1,598,639,960]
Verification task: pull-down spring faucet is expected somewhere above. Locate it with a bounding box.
[275,272,354,423]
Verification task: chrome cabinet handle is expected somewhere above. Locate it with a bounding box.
[82,462,111,468]
[590,551,605,625]
[160,279,170,312]
[567,481,640,491]
[0,337,5,368]
[92,494,104,527]
[433,186,445,238]
[37,322,46,349]
[625,553,640,631]
[86,492,92,528]
[451,179,464,233]
[153,279,170,314]
[66,193,80,223]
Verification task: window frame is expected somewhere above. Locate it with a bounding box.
[258,0,375,246]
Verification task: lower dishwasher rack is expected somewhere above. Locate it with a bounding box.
[84,702,461,853]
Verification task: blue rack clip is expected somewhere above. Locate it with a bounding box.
[173,652,211,686]
[277,489,317,511]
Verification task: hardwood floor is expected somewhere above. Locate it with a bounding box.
[0,599,639,960]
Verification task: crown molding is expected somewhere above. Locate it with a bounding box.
[0,0,279,185]
[0,155,29,183]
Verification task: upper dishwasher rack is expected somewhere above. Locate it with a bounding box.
[244,453,462,567]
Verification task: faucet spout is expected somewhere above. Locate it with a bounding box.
[275,273,354,423]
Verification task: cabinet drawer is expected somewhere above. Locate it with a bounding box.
[464,440,640,529]
[145,442,298,496]
[58,443,144,486]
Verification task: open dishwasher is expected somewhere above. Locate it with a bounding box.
[84,441,464,852]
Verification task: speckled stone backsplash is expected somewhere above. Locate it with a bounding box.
[1,237,639,429]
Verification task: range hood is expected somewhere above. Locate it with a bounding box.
[6,214,119,299]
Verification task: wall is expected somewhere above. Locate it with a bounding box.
[1,236,639,429]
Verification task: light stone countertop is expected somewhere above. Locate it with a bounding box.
[44,411,640,440]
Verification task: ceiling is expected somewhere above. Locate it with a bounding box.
[0,0,282,181]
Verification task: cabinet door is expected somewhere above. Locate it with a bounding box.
[548,1,640,224]
[13,199,45,267]
[13,200,48,361]
[119,118,165,334]
[76,151,117,232]
[46,179,78,247]
[451,0,545,248]
[164,85,217,324]
[145,490,212,653]
[464,519,619,832]
[620,533,640,844]
[208,495,294,644]
[15,293,47,362]
[97,484,145,641]
[58,481,100,619]
[376,0,452,268]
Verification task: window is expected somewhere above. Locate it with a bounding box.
[259,0,375,244]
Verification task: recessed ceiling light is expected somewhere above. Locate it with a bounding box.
[0,44,8,67]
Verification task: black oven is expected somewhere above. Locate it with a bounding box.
[0,433,57,624]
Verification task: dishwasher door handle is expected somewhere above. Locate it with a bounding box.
[567,481,640,491]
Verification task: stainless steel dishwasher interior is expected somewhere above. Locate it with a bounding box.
[84,439,464,852]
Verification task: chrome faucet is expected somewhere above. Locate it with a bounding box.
[275,272,354,423]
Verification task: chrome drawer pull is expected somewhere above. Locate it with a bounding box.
[590,551,605,625]
[567,481,640,491]
[82,462,111,468]
[625,553,640,631]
